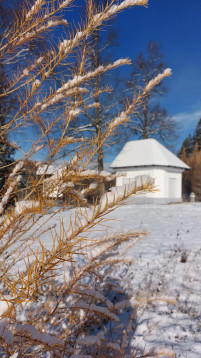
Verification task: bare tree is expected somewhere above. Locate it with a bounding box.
[126,41,176,142]
[66,0,123,171]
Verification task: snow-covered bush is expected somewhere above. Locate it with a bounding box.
[15,200,39,214]
[0,0,172,356]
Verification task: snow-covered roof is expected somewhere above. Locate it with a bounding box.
[111,139,190,170]
[36,164,63,176]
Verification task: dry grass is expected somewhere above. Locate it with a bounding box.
[0,0,172,356]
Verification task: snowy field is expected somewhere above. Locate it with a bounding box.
[108,203,201,357]
[24,202,201,357]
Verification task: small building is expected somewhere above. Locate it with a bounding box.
[110,138,190,204]
[36,163,66,198]
[36,163,116,202]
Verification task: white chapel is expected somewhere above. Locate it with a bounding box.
[110,138,190,204]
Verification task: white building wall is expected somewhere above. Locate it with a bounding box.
[115,166,183,204]
[163,168,182,200]
[116,167,164,198]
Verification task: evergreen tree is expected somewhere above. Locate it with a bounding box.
[178,118,201,158]
[178,134,194,157]
[0,64,15,187]
[193,118,201,150]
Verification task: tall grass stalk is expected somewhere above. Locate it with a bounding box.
[0,0,172,356]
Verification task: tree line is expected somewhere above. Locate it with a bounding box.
[179,119,201,200]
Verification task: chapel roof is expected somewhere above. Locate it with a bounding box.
[111,138,190,170]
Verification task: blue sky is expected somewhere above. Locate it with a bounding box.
[114,0,201,146]
[9,0,201,161]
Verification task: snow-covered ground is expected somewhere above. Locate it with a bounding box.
[16,202,201,357]
[106,202,201,357]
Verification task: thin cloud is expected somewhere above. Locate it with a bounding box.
[173,110,201,123]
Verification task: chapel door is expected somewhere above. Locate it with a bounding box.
[169,178,176,198]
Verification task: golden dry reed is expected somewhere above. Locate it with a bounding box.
[0,0,173,356]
